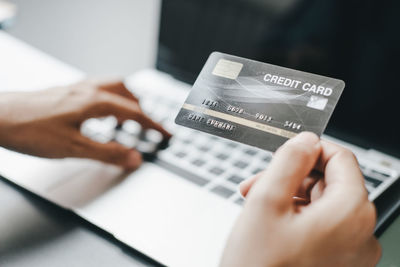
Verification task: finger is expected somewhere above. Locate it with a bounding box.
[313,140,365,197]
[302,141,368,218]
[295,170,323,199]
[86,78,140,102]
[321,141,364,188]
[356,237,382,267]
[84,92,172,138]
[368,237,382,267]
[247,132,321,213]
[309,178,326,202]
[239,172,263,198]
[74,134,143,169]
[98,80,140,102]
[137,113,172,138]
[314,138,362,175]
[240,169,322,200]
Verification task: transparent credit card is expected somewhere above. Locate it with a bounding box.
[175,52,345,152]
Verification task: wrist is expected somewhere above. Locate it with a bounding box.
[0,92,21,148]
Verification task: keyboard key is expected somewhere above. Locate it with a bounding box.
[244,149,257,156]
[216,153,229,160]
[91,133,113,144]
[228,175,245,184]
[114,131,138,148]
[142,129,163,143]
[252,168,264,174]
[182,139,192,144]
[99,116,118,131]
[364,175,382,188]
[192,159,206,167]
[227,142,238,148]
[370,169,391,178]
[209,167,225,175]
[169,136,181,145]
[235,198,245,206]
[175,151,187,158]
[122,120,142,135]
[199,146,211,152]
[211,185,235,199]
[136,141,157,154]
[156,159,210,187]
[262,154,272,162]
[80,118,98,137]
[234,161,249,169]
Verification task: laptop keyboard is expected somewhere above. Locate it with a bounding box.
[81,89,396,205]
[155,121,271,204]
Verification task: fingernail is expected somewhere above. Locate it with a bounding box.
[164,130,173,139]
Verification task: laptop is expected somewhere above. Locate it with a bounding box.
[1,0,400,266]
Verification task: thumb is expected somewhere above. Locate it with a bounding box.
[247,132,321,213]
[74,135,143,169]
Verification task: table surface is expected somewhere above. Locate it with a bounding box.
[0,177,399,267]
[0,177,160,267]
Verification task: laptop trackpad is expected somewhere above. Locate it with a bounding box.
[49,162,241,267]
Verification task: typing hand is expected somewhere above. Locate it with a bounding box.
[0,79,171,169]
[220,132,381,267]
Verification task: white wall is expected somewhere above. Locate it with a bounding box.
[6,0,161,76]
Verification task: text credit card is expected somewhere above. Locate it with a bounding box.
[175,52,345,152]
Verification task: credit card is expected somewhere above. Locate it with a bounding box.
[175,52,345,152]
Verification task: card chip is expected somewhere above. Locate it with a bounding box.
[212,59,243,80]
[307,95,328,111]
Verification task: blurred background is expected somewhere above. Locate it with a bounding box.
[5,0,399,158]
[2,0,400,154]
[4,0,160,76]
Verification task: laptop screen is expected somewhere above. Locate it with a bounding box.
[156,0,400,158]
